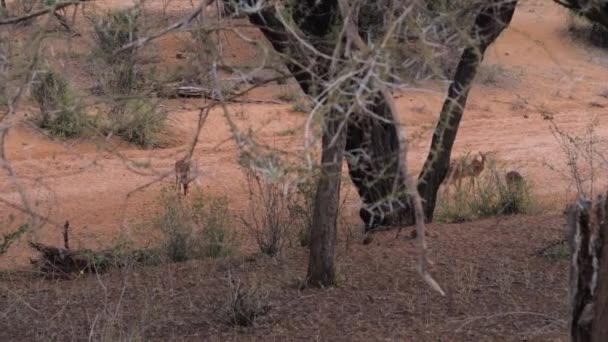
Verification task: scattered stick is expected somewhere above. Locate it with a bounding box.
[155,82,285,104]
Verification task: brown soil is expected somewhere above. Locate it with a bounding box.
[0,0,606,340]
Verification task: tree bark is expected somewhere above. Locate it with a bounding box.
[245,1,347,286]
[345,93,414,229]
[566,194,608,342]
[417,0,518,221]
[307,112,346,286]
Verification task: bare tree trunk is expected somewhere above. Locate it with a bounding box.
[345,94,414,229]
[307,112,346,286]
[417,0,518,221]
[244,1,347,285]
[566,194,608,342]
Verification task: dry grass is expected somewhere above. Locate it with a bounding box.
[436,158,536,223]
[0,214,568,341]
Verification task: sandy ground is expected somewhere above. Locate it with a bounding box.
[1,0,608,268]
[0,0,605,340]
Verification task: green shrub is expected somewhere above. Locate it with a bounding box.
[541,241,570,260]
[90,7,143,96]
[153,188,237,262]
[107,98,166,148]
[31,66,87,138]
[436,159,533,223]
[91,7,140,64]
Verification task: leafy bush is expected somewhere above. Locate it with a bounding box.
[90,7,143,95]
[153,187,237,262]
[91,7,140,64]
[107,99,166,148]
[31,66,88,137]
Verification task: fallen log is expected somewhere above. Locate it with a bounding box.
[29,222,161,279]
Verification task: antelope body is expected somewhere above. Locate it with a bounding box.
[175,157,201,196]
[443,151,488,193]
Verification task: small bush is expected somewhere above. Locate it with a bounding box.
[288,173,318,247]
[476,64,509,86]
[0,215,28,256]
[31,66,88,138]
[91,8,140,64]
[276,91,298,102]
[106,99,167,148]
[90,7,143,95]
[541,241,570,260]
[220,273,271,327]
[547,117,608,199]
[471,165,532,217]
[436,159,533,223]
[153,188,237,262]
[240,165,297,256]
[291,99,310,113]
[105,61,141,95]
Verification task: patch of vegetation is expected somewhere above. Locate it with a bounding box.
[91,7,140,65]
[29,232,162,278]
[288,173,318,247]
[219,273,271,327]
[0,216,28,256]
[436,159,534,223]
[541,241,570,260]
[476,64,509,86]
[241,166,294,256]
[291,99,310,113]
[30,66,88,138]
[153,187,237,262]
[276,90,299,102]
[106,98,167,148]
[90,6,146,96]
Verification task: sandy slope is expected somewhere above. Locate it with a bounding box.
[1,0,608,270]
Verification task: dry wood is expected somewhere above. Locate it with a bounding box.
[566,193,608,342]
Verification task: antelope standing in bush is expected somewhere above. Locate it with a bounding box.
[443,151,488,195]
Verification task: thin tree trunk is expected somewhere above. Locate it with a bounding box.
[566,194,608,342]
[417,0,518,221]
[244,1,346,286]
[307,112,346,286]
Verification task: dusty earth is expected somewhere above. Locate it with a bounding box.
[1,0,607,340]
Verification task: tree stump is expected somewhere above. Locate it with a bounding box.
[566,193,608,342]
